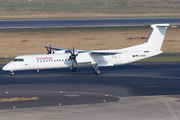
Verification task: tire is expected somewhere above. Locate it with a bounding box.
[10,72,14,76]
[71,68,77,72]
[95,70,100,75]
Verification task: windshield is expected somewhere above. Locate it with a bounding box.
[13,59,24,62]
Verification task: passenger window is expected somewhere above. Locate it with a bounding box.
[46,60,48,62]
[54,60,56,62]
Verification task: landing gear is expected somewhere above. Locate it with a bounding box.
[95,70,101,75]
[92,64,100,75]
[10,71,14,76]
[71,67,77,72]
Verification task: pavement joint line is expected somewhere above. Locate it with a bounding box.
[102,74,180,79]
[138,75,180,80]
[123,104,173,120]
[165,102,179,120]
[171,101,180,107]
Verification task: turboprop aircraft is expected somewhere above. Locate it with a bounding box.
[2,24,175,75]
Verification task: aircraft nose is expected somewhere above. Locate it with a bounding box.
[2,65,11,71]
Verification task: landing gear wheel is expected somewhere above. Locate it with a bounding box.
[92,64,100,75]
[95,70,100,75]
[71,68,77,72]
[10,71,14,76]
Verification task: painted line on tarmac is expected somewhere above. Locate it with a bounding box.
[165,102,179,120]
[103,74,180,80]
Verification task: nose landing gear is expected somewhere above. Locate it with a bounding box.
[10,71,14,76]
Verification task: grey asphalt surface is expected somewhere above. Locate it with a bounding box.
[0,18,180,30]
[1,61,180,110]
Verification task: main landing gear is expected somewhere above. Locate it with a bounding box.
[70,67,77,72]
[10,71,14,76]
[92,64,100,75]
[70,64,100,75]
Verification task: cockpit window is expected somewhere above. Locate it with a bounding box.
[13,59,24,62]
[13,59,18,61]
[18,59,24,61]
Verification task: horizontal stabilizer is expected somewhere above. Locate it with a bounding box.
[146,24,177,28]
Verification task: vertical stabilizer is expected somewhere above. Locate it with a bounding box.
[143,24,169,51]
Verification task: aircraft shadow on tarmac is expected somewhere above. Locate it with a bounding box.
[1,64,141,76]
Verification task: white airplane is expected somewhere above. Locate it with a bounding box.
[2,24,174,75]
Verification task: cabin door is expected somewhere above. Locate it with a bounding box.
[29,57,35,69]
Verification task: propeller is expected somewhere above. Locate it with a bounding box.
[69,47,78,68]
[46,44,52,54]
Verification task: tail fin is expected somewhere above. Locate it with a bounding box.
[143,24,169,51]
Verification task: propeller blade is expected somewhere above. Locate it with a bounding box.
[72,60,74,68]
[74,60,78,66]
[50,44,51,53]
[46,44,52,54]
[69,49,73,55]
[73,46,74,54]
[46,47,50,53]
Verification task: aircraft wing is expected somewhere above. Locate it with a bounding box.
[45,46,66,51]
[45,46,120,55]
[78,51,120,55]
[45,46,83,53]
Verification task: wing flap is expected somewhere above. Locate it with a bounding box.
[78,51,120,55]
[89,52,120,55]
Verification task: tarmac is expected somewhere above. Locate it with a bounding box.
[0,18,180,30]
[1,61,180,120]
